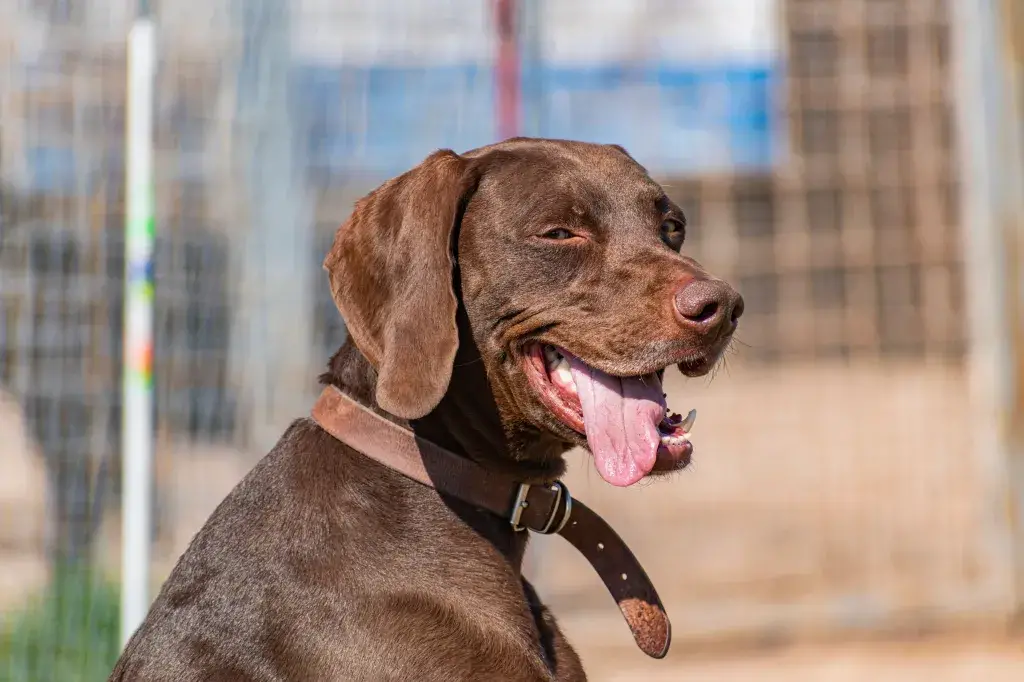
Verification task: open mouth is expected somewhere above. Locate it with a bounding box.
[524,343,695,487]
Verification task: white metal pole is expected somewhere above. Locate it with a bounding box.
[120,14,156,648]
[951,0,1022,611]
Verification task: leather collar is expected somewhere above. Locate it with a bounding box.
[310,385,671,659]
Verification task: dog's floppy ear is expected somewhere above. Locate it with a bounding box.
[606,143,648,171]
[324,149,479,419]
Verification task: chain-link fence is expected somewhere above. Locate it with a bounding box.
[1,0,1022,679]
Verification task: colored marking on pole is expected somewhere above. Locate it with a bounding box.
[127,259,155,284]
[128,341,154,387]
[128,216,154,238]
[125,181,155,392]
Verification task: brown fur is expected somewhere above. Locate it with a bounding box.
[109,138,741,681]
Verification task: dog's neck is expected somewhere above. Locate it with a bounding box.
[320,337,565,568]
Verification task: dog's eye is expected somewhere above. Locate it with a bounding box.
[540,227,576,241]
[660,220,685,250]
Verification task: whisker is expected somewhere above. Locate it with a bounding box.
[730,336,753,349]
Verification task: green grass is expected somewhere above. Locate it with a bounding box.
[0,566,121,682]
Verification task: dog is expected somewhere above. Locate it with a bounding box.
[109,138,743,681]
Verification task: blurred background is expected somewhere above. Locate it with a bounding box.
[1,0,1023,679]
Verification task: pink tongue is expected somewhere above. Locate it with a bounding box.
[567,355,667,487]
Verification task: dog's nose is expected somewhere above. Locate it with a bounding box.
[674,279,744,338]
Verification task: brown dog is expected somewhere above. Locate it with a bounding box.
[109,138,742,681]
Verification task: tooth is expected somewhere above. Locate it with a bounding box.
[543,346,558,365]
[680,409,696,432]
[554,364,574,387]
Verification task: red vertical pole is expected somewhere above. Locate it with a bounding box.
[495,0,520,140]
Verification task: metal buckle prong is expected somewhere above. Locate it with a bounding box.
[509,481,572,534]
[510,483,532,532]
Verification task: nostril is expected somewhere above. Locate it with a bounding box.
[689,300,719,324]
[730,296,745,324]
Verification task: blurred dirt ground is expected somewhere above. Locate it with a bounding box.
[573,633,1024,681]
[531,360,1008,636]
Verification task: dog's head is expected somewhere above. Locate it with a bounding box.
[325,138,742,486]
